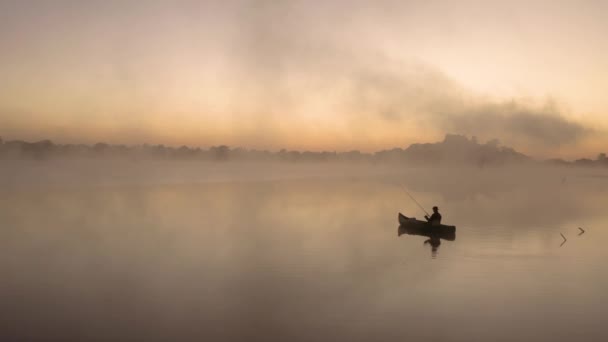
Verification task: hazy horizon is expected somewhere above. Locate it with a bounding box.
[2,1,608,159]
[2,132,605,163]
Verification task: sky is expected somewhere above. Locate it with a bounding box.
[1,0,607,158]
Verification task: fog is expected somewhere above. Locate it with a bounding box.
[2,159,606,225]
[2,1,606,156]
[2,2,608,340]
[2,159,608,340]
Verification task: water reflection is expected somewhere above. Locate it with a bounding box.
[398,224,457,258]
[424,236,441,257]
[2,162,608,341]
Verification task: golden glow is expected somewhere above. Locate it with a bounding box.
[1,1,607,158]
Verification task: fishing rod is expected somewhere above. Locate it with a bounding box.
[399,183,430,217]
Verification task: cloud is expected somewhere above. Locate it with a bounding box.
[222,2,595,151]
[0,0,598,155]
[439,101,591,147]
[325,58,591,151]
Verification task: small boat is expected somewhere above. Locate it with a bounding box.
[398,212,456,240]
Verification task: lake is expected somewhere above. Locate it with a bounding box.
[1,161,607,341]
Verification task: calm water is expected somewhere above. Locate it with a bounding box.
[1,162,608,341]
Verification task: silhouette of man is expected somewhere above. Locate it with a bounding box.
[425,206,442,225]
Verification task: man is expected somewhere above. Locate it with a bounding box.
[425,206,442,225]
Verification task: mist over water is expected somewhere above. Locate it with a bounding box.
[3,2,608,340]
[1,161,608,341]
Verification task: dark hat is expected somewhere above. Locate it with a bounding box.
[432,206,439,210]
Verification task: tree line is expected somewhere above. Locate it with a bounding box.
[0,135,606,167]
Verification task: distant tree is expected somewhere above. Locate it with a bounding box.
[93,142,109,155]
[277,149,288,161]
[176,145,191,159]
[598,153,607,161]
[574,158,594,166]
[341,150,363,162]
[486,138,500,148]
[152,144,168,158]
[210,145,230,161]
[114,144,129,158]
[545,158,569,166]
[231,147,248,160]
[21,140,55,159]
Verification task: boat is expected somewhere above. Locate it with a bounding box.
[398,212,456,240]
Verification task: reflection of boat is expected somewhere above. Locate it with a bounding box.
[398,224,456,241]
[398,213,456,241]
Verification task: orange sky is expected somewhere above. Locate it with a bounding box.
[1,1,607,158]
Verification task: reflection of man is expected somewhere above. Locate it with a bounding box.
[424,236,441,257]
[424,206,442,225]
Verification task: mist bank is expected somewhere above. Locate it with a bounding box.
[2,164,607,342]
[1,159,606,227]
[1,134,606,167]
